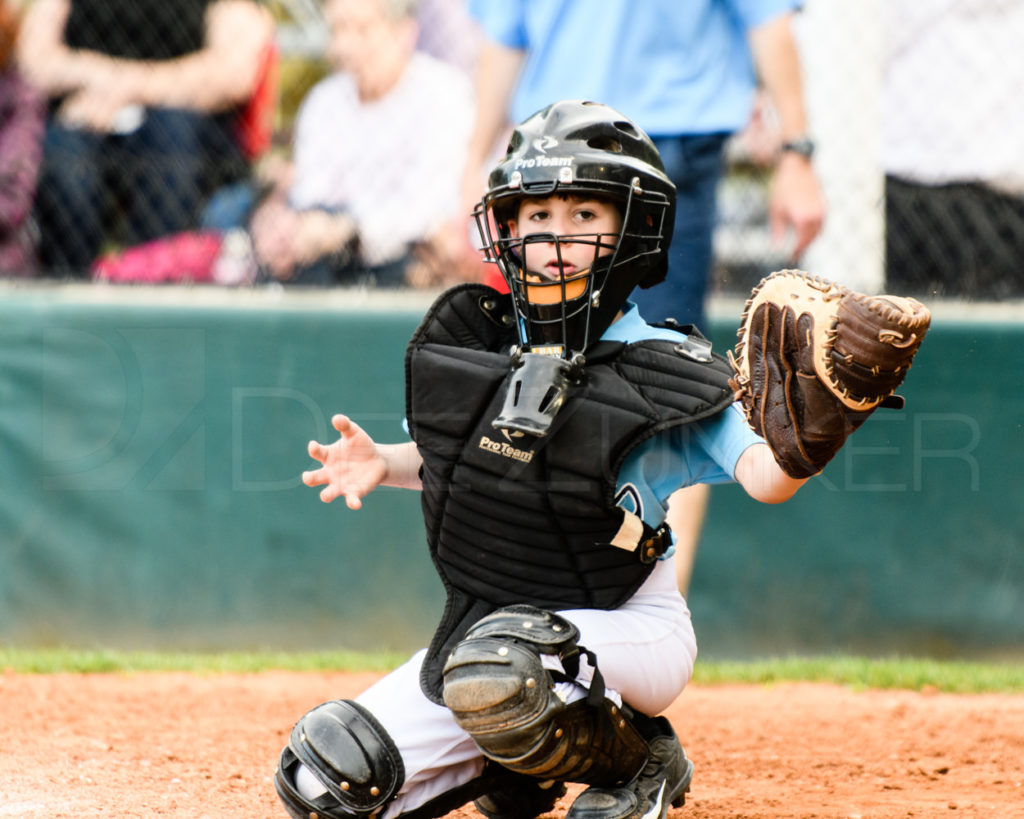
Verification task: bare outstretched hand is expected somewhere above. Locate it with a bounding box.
[302,414,388,509]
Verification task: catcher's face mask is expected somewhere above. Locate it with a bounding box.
[475,99,676,436]
[504,193,623,354]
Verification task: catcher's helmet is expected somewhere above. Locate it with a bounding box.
[474,100,676,356]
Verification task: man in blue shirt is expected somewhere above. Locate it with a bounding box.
[460,0,826,595]
[463,0,824,330]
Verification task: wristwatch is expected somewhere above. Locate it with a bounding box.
[781,136,815,159]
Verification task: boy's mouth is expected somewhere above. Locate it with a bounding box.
[549,260,578,278]
[527,261,583,283]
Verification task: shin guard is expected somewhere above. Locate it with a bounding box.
[442,605,648,786]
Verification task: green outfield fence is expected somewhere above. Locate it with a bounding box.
[1,284,1021,660]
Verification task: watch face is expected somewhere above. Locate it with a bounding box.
[783,137,815,159]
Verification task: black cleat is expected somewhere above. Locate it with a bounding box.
[564,718,693,819]
[474,776,567,819]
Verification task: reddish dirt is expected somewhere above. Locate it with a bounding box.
[2,670,1023,818]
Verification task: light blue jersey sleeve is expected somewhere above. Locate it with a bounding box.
[614,403,762,528]
[604,304,763,530]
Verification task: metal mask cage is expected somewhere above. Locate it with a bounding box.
[500,230,616,355]
[473,179,671,356]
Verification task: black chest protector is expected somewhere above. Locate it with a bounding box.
[406,285,734,702]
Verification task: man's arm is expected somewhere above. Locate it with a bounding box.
[460,40,525,215]
[17,0,92,95]
[747,12,825,258]
[18,0,274,115]
[249,194,357,281]
[133,0,275,112]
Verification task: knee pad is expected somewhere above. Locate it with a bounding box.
[274,699,404,819]
[442,605,649,786]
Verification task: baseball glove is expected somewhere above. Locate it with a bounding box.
[729,269,931,479]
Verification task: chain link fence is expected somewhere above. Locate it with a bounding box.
[9,0,1024,300]
[721,0,1024,301]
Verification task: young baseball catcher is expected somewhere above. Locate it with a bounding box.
[275,100,930,819]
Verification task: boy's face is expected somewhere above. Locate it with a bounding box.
[507,194,622,305]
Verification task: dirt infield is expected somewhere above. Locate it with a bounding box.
[2,670,1022,818]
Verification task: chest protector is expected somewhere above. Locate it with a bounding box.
[407,285,734,701]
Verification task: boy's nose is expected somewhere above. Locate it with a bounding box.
[550,222,573,242]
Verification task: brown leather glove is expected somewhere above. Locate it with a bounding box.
[729,269,931,478]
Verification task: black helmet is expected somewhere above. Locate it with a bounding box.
[474,100,676,357]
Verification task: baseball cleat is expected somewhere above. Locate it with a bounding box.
[474,777,567,819]
[564,717,693,819]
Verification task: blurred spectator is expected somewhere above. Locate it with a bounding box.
[0,0,44,277]
[415,0,480,76]
[17,0,274,278]
[248,0,473,287]
[883,0,1024,299]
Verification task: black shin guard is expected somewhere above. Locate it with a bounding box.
[275,699,404,818]
[442,605,649,786]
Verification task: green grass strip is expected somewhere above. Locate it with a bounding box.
[2,648,1023,693]
[690,655,1024,693]
[0,647,408,675]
